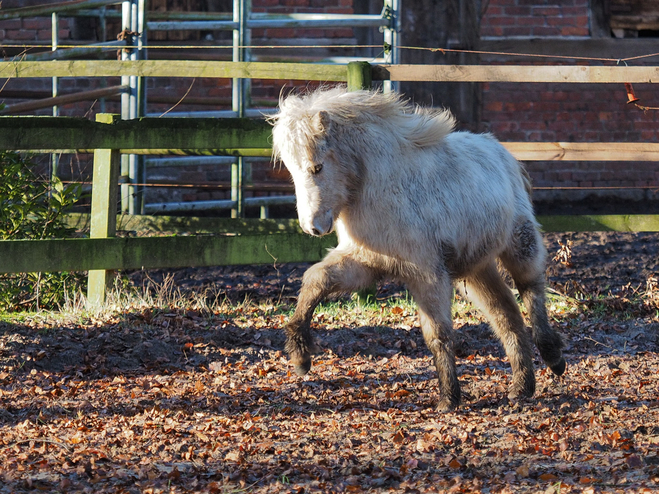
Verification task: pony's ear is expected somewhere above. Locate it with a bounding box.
[312,110,332,135]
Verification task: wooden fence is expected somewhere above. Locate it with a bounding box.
[1,60,658,304]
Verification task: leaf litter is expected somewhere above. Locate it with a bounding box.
[0,231,658,493]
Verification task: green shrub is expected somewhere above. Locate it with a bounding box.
[0,151,85,311]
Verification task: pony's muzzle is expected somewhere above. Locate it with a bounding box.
[304,212,334,237]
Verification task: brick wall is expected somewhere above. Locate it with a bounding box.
[480,0,590,38]
[3,0,658,211]
[479,0,659,207]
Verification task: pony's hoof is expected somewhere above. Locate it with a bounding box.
[549,357,566,377]
[508,377,535,401]
[507,389,534,405]
[436,397,459,412]
[293,359,312,376]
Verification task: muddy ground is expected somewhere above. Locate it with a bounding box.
[0,231,658,493]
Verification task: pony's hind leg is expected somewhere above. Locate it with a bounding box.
[286,249,379,376]
[461,261,536,401]
[405,273,460,411]
[500,220,566,377]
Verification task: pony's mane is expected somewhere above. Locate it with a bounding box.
[270,86,455,157]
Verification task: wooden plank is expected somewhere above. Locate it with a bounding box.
[87,114,121,306]
[0,233,336,274]
[0,117,272,151]
[503,142,659,162]
[3,116,659,161]
[4,215,659,275]
[372,64,659,83]
[0,61,348,82]
[538,215,659,232]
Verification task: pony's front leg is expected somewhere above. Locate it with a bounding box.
[286,251,378,376]
[406,274,460,411]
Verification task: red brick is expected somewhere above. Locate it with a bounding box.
[504,6,532,15]
[23,18,50,30]
[264,28,297,38]
[327,28,354,38]
[280,0,309,6]
[6,29,37,40]
[531,26,561,36]
[0,20,22,30]
[516,16,545,26]
[502,26,534,36]
[531,7,560,16]
[484,6,504,15]
[560,26,589,36]
[481,26,504,36]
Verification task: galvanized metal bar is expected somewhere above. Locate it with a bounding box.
[145,199,237,214]
[22,41,126,62]
[0,0,120,20]
[72,8,123,17]
[146,156,237,167]
[244,196,295,207]
[147,20,237,31]
[382,0,400,92]
[0,85,129,115]
[51,12,60,181]
[231,0,248,218]
[147,109,276,118]
[63,213,304,235]
[147,16,388,31]
[144,196,295,214]
[87,113,121,306]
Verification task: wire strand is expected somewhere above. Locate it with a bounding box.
[2,43,659,63]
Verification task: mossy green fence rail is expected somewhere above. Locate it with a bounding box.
[0,110,339,306]
[1,60,659,305]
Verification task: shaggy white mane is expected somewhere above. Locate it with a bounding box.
[270,86,456,159]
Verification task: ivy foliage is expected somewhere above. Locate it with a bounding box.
[0,151,85,311]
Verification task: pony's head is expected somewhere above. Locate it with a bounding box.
[270,86,455,236]
[270,87,359,236]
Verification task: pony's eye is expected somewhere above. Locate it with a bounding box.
[311,163,324,175]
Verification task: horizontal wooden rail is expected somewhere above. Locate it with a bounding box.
[0,60,349,82]
[0,117,271,152]
[0,233,336,274]
[1,116,658,161]
[538,215,659,232]
[2,61,658,84]
[505,142,659,162]
[3,214,659,275]
[372,64,659,83]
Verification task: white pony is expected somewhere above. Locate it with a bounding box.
[271,86,565,411]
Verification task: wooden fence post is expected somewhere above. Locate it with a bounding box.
[87,113,121,307]
[347,61,372,91]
